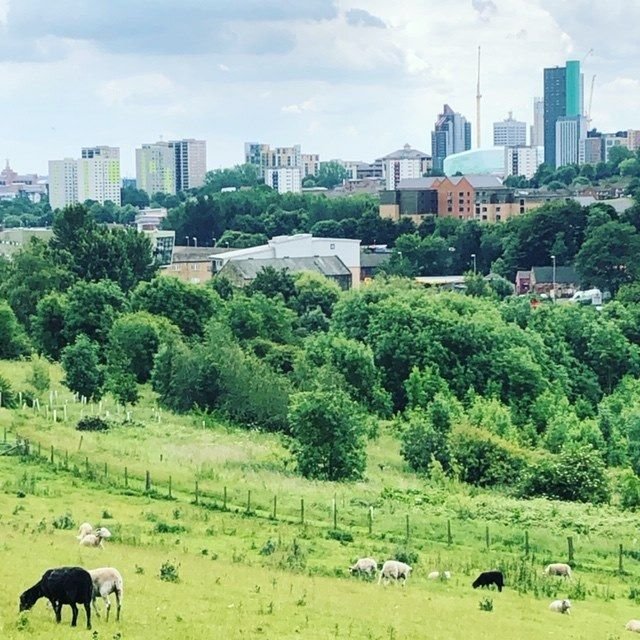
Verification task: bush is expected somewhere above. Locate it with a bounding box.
[159,561,180,583]
[52,512,75,530]
[451,425,530,487]
[154,522,187,534]
[479,597,494,612]
[618,469,640,510]
[326,529,354,544]
[519,445,610,504]
[0,374,17,408]
[76,416,111,432]
[393,546,419,566]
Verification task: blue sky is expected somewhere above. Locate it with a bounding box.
[1,0,638,176]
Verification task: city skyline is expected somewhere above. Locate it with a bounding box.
[0,0,638,176]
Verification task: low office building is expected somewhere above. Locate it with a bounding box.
[0,227,53,258]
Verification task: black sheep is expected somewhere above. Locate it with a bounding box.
[19,566,93,629]
[472,570,504,592]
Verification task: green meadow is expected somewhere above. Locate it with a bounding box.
[1,360,639,639]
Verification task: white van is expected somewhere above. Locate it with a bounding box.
[571,288,603,306]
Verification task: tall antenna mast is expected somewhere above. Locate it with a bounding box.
[476,46,482,148]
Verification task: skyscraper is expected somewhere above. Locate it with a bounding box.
[136,142,176,195]
[77,146,121,205]
[556,116,587,167]
[493,112,527,147]
[530,98,544,147]
[168,139,207,191]
[431,105,472,172]
[48,158,78,211]
[544,61,583,167]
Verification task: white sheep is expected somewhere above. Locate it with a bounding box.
[76,522,94,540]
[544,563,572,578]
[626,620,640,633]
[80,527,112,549]
[378,560,412,586]
[349,558,378,578]
[427,571,451,580]
[548,599,571,614]
[88,567,123,622]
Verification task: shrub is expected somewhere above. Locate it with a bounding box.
[159,561,180,583]
[0,374,17,408]
[52,512,75,530]
[154,522,186,534]
[519,445,610,504]
[393,546,418,566]
[619,469,640,510]
[451,424,530,487]
[479,597,494,612]
[76,416,111,432]
[326,529,354,544]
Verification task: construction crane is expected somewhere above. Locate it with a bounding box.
[476,46,482,149]
[587,74,596,127]
[582,48,594,63]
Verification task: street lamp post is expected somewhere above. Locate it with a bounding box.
[185,236,190,246]
[193,237,198,248]
[551,255,557,302]
[471,253,477,275]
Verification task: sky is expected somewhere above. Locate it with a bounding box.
[1,0,638,177]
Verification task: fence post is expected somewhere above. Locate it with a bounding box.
[485,526,490,550]
[447,520,453,545]
[405,514,410,542]
[223,486,228,510]
[78,435,83,452]
[168,476,172,500]
[619,543,624,574]
[368,507,373,535]
[272,495,277,520]
[300,498,305,525]
[333,497,337,530]
[194,480,199,505]
[246,490,251,514]
[567,536,574,565]
[50,445,54,464]
[145,470,151,492]
[124,467,128,488]
[525,531,530,556]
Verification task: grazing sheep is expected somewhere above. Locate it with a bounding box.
[88,567,123,622]
[378,560,412,586]
[545,563,572,578]
[427,571,451,580]
[472,570,504,592]
[349,558,378,578]
[548,599,571,614]
[80,527,112,549]
[626,620,640,632]
[19,566,93,629]
[76,523,93,540]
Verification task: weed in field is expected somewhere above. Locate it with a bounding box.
[101,509,113,519]
[393,546,418,565]
[135,564,145,575]
[479,597,494,611]
[259,538,278,556]
[52,511,74,530]
[159,560,180,583]
[326,529,353,544]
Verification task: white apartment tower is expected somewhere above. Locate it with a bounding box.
[382,144,432,190]
[48,159,78,211]
[168,139,207,191]
[77,146,121,205]
[555,116,588,168]
[530,98,544,147]
[493,112,527,147]
[49,146,120,210]
[136,142,176,195]
[265,167,302,194]
[504,146,542,180]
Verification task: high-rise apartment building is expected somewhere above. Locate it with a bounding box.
[265,167,302,194]
[48,158,78,211]
[244,142,316,193]
[544,61,583,167]
[76,146,121,205]
[49,146,120,210]
[301,153,320,178]
[493,112,527,147]
[555,116,587,167]
[530,98,544,147]
[431,105,471,172]
[579,136,603,165]
[168,139,207,191]
[504,146,542,180]
[382,144,432,190]
[136,142,176,195]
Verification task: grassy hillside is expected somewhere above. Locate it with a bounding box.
[1,360,640,638]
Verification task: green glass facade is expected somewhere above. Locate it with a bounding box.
[565,60,581,117]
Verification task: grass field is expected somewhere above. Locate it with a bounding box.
[1,360,640,638]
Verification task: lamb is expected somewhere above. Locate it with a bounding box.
[76,522,93,540]
[19,566,93,629]
[626,620,640,632]
[548,599,571,614]
[80,527,112,549]
[378,560,412,586]
[544,563,572,578]
[427,571,451,580]
[88,567,123,622]
[349,558,378,578]
[472,570,504,592]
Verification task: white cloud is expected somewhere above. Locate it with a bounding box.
[281,100,316,114]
